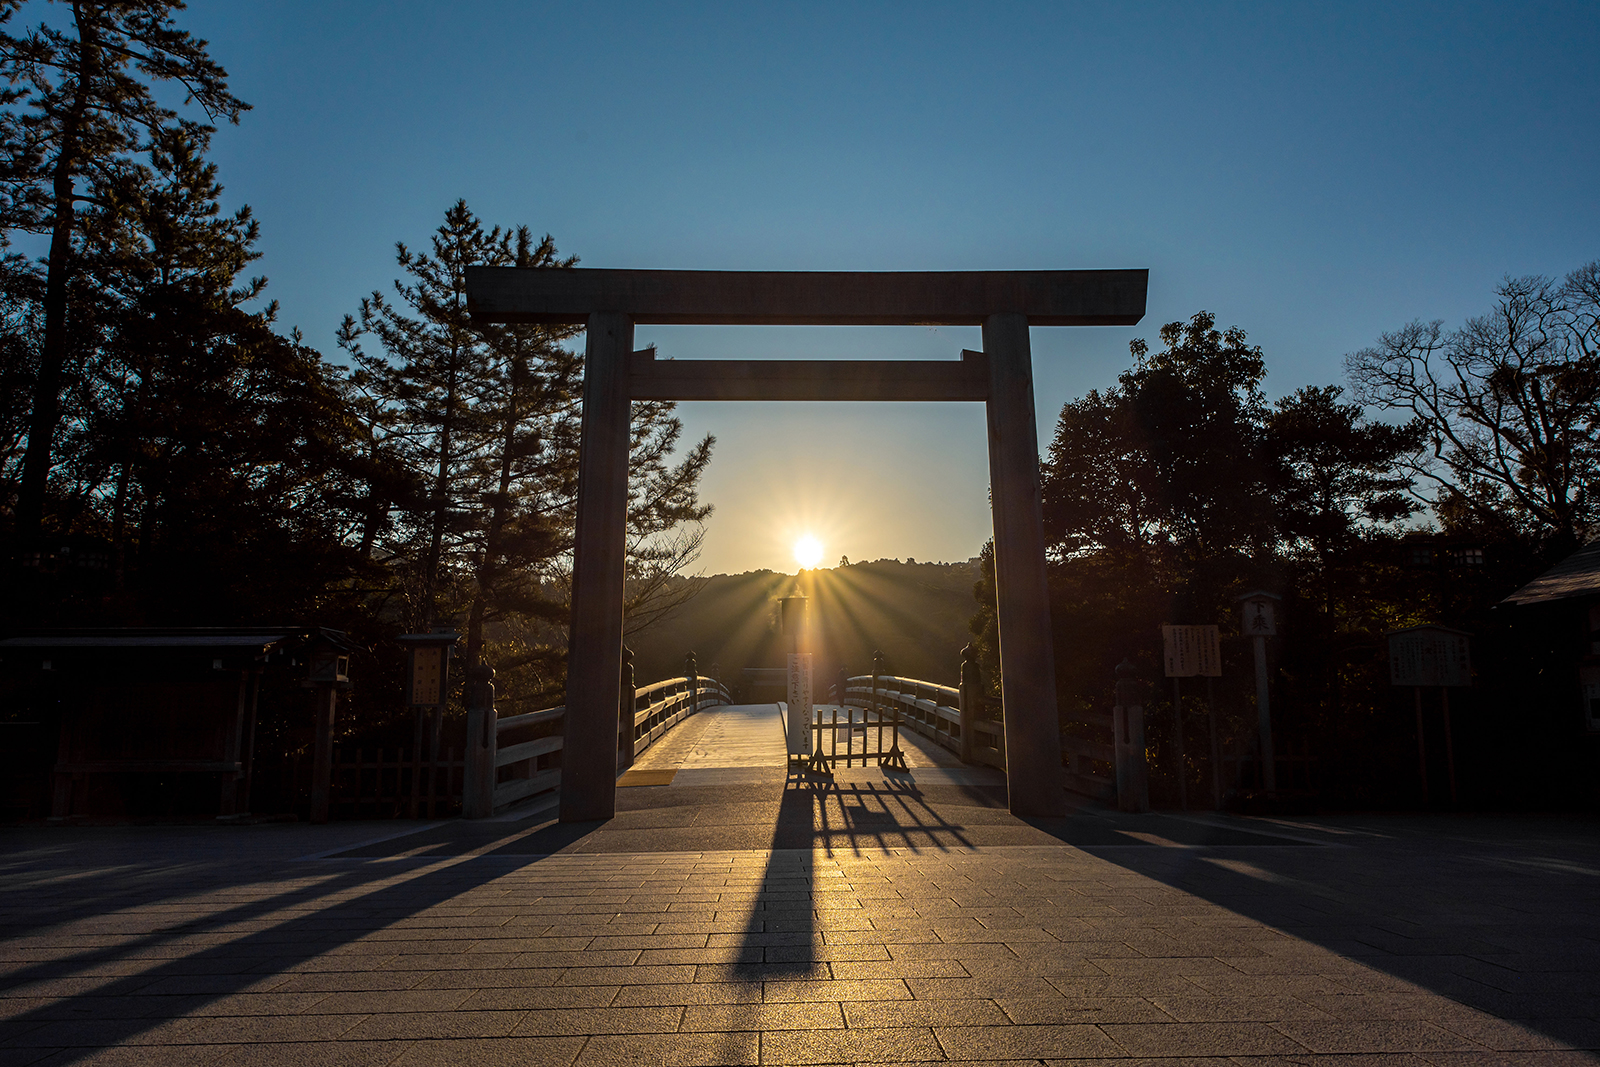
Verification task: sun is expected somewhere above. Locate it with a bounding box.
[793,534,823,570]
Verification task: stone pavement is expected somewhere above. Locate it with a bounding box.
[2,704,1599,1066]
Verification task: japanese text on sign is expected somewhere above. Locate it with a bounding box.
[409,647,443,706]
[786,653,813,755]
[1387,628,1472,688]
[1162,625,1222,677]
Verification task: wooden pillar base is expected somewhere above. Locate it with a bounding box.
[983,313,1066,817]
[560,312,634,823]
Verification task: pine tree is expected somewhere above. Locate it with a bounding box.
[343,202,716,695]
[0,0,246,542]
[49,124,371,622]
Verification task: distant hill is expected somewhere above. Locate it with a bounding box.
[627,558,982,697]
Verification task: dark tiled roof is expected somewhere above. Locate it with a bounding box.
[1502,540,1600,605]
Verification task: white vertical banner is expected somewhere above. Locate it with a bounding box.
[786,652,813,755]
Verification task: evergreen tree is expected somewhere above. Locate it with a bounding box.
[0,0,247,542]
[341,201,716,695]
[35,125,372,623]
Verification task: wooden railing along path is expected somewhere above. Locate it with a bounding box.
[331,652,729,819]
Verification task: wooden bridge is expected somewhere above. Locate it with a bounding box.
[334,648,1174,822]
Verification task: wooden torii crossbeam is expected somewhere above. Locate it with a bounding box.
[466,267,1149,820]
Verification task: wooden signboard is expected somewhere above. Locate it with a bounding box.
[1162,625,1221,678]
[1388,626,1472,688]
[786,653,813,755]
[408,646,445,707]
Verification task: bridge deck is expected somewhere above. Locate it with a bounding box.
[2,701,1596,1064]
[627,703,965,779]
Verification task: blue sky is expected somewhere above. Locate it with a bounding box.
[173,1,1598,573]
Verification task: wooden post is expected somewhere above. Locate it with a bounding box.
[1171,675,1187,811]
[426,707,443,818]
[561,312,634,822]
[1206,676,1221,810]
[1252,634,1276,792]
[1112,659,1149,812]
[618,647,636,769]
[958,644,979,765]
[49,703,75,820]
[462,665,496,819]
[1414,685,1429,801]
[309,684,337,825]
[218,670,248,817]
[983,313,1066,817]
[686,651,699,713]
[240,670,261,817]
[1442,687,1458,805]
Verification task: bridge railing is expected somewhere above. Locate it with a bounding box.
[624,672,733,759]
[462,652,730,818]
[832,647,1114,803]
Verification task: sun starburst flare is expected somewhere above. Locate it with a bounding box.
[793,535,823,570]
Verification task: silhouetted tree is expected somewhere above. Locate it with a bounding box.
[1346,262,1600,557]
[0,0,247,542]
[341,202,715,698]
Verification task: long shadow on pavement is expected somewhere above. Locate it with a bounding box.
[1077,812,1600,1051]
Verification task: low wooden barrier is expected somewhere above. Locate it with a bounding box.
[329,746,462,819]
[804,693,908,772]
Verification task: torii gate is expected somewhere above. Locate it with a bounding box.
[465,268,1148,820]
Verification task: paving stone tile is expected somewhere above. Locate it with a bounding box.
[761,1024,943,1064]
[507,1005,683,1035]
[29,1046,230,1067]
[843,997,1009,1028]
[679,1002,844,1031]
[1100,1021,1312,1056]
[1418,1053,1600,1067]
[998,995,1175,1024]
[935,1021,1122,1059]
[184,1014,379,1045]
[573,1030,759,1066]
[1146,994,1338,1022]
[272,972,427,994]
[1272,1020,1493,1054]
[306,989,473,1014]
[763,979,912,1003]
[905,975,1062,1000]
[553,964,696,986]
[208,1040,412,1067]
[828,959,969,980]
[389,1036,584,1067]
[336,1010,527,1041]
[456,985,619,1011]
[611,982,762,1006]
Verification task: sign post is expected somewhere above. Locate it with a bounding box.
[397,630,459,818]
[1387,625,1471,805]
[780,596,813,764]
[1162,624,1222,809]
[1236,591,1281,793]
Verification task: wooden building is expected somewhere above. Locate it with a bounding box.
[0,628,348,820]
[1503,540,1600,736]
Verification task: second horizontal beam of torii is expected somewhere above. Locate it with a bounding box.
[628,349,990,401]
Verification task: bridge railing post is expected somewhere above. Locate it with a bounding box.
[958,644,980,765]
[686,651,699,714]
[618,647,636,770]
[1112,659,1150,813]
[462,665,497,819]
